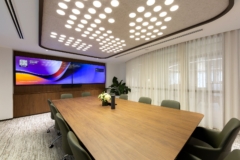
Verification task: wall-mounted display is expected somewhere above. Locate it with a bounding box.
[15,56,105,85]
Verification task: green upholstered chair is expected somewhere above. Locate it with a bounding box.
[81,92,91,97]
[176,152,201,160]
[67,131,92,160]
[183,118,240,160]
[47,99,54,133]
[61,93,73,99]
[224,150,240,160]
[119,94,128,100]
[138,97,152,104]
[161,100,180,110]
[177,150,240,160]
[55,113,73,159]
[49,103,61,148]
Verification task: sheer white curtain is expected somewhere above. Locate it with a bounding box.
[185,34,224,129]
[126,33,226,129]
[224,30,240,125]
[126,45,181,105]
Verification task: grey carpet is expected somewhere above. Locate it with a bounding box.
[0,113,71,160]
[0,113,240,160]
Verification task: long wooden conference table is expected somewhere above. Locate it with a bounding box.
[53,96,203,160]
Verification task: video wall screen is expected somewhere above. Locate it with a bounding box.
[15,56,106,85]
[72,63,106,84]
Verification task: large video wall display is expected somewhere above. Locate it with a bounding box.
[15,56,106,85]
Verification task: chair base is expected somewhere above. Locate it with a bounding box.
[47,125,55,133]
[62,154,70,160]
[49,135,62,148]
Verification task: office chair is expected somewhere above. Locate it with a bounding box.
[55,113,73,160]
[119,94,128,100]
[183,118,240,160]
[49,103,61,148]
[81,92,91,97]
[161,100,180,110]
[177,149,240,160]
[224,149,240,160]
[67,131,92,160]
[138,97,152,104]
[47,99,54,133]
[61,93,73,99]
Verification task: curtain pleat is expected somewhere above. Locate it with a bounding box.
[224,30,240,126]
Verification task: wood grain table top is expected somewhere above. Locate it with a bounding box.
[53,96,203,160]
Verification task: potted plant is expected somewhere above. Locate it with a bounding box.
[98,92,111,106]
[107,77,131,96]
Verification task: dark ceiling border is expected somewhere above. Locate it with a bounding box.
[5,0,24,39]
[38,0,234,59]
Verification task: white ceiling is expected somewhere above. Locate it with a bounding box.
[0,0,240,64]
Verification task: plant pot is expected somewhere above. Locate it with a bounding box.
[102,101,109,106]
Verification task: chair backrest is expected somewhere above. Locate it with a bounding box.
[49,103,60,130]
[67,131,92,160]
[119,94,128,100]
[61,93,73,99]
[217,118,240,150]
[161,100,180,110]
[138,97,152,104]
[47,99,54,119]
[224,150,240,160]
[55,113,72,155]
[81,92,91,97]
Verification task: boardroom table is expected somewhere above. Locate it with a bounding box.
[52,96,203,160]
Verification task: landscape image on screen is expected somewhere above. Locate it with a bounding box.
[15,56,72,85]
[72,63,106,84]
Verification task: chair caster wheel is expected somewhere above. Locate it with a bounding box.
[47,129,50,133]
[49,144,54,148]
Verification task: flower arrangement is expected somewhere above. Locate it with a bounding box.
[98,92,111,103]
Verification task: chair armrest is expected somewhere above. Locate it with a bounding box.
[184,144,221,160]
[191,127,220,147]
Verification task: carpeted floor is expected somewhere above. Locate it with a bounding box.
[0,113,68,160]
[0,113,240,160]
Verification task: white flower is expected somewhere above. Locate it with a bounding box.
[98,92,111,102]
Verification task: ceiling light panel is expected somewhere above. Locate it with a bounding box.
[127,0,179,42]
[45,0,182,57]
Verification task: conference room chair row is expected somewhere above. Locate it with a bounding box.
[61,92,180,110]
[60,92,91,99]
[119,94,181,110]
[48,99,92,160]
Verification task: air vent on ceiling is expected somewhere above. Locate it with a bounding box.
[115,29,203,58]
[5,0,24,39]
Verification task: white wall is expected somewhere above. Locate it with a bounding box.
[0,47,13,120]
[106,63,126,88]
